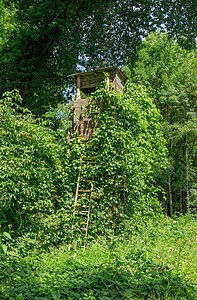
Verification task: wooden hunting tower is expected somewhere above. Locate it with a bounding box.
[69,66,127,139]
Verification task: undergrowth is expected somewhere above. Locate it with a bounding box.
[0,215,196,300]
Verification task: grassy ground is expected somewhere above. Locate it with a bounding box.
[0,214,196,299]
[151,215,197,285]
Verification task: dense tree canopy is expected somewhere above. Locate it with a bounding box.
[127,32,197,214]
[0,0,196,114]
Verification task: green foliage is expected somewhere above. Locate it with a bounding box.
[77,83,167,238]
[0,215,196,299]
[0,231,12,255]
[0,1,17,44]
[127,32,197,214]
[0,85,167,249]
[0,1,196,114]
[0,90,74,247]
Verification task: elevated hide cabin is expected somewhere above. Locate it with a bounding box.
[69,66,127,139]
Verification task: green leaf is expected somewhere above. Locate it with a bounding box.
[2,244,7,253]
[3,231,12,239]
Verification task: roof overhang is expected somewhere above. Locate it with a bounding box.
[68,66,128,80]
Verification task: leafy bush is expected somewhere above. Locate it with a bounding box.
[0,90,75,247]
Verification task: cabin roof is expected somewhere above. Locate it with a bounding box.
[68,66,127,80]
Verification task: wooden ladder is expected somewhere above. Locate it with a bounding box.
[72,159,94,250]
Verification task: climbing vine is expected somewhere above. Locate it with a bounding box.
[81,82,168,237]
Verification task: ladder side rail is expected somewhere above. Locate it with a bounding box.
[74,174,81,209]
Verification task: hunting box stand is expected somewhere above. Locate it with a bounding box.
[69,66,127,140]
[68,67,127,250]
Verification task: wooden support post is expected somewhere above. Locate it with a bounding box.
[105,74,110,90]
[76,75,81,101]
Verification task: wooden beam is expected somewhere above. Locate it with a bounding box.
[76,75,81,100]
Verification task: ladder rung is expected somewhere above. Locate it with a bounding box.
[82,164,94,167]
[80,176,94,184]
[72,158,94,250]
[74,208,89,213]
